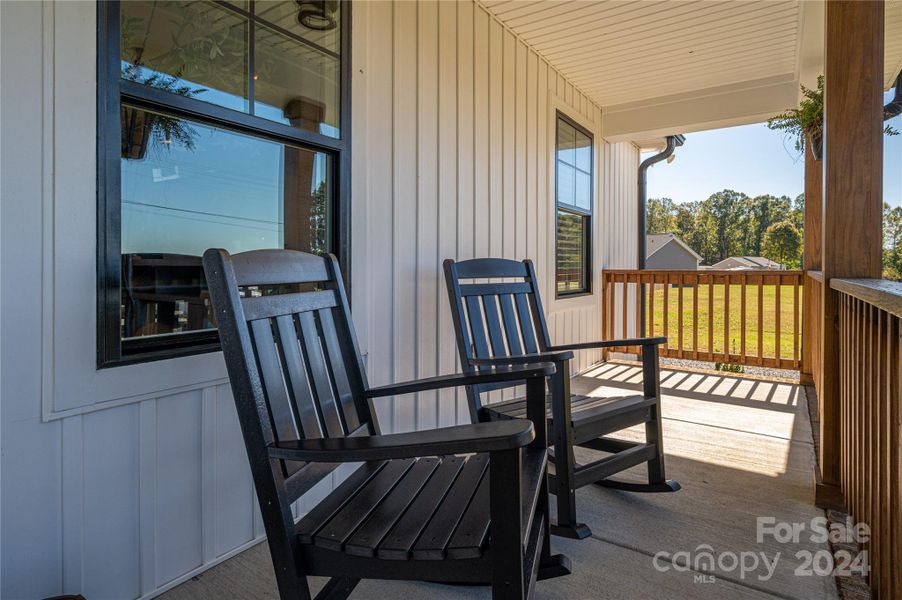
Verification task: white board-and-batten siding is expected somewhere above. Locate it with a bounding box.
[351,0,641,431]
[0,1,639,598]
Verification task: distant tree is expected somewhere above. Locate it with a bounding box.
[310,181,329,254]
[791,193,805,233]
[762,220,802,268]
[884,203,902,280]
[697,189,748,263]
[673,201,708,261]
[647,197,676,234]
[746,195,791,256]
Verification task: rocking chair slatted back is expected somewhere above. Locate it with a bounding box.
[204,249,375,502]
[444,258,553,419]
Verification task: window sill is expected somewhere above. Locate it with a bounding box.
[555,291,593,300]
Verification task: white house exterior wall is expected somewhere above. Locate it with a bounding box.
[0,2,639,598]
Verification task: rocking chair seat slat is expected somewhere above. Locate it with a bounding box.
[314,459,417,551]
[345,458,442,557]
[296,461,389,544]
[446,469,491,559]
[296,453,530,562]
[485,394,656,431]
[377,456,466,560]
[411,454,490,560]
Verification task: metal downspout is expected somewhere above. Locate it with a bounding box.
[637,134,685,336]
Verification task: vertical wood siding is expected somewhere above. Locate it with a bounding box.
[351,0,640,429]
[1,2,638,598]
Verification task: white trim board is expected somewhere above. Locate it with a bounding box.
[40,2,231,421]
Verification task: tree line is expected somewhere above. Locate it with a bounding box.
[648,191,902,280]
[884,204,902,280]
[647,190,805,268]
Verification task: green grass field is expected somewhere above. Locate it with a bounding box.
[644,283,801,360]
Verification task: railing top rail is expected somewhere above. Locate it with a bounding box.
[806,270,824,283]
[602,269,804,277]
[830,278,902,319]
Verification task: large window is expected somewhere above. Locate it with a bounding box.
[555,112,593,296]
[98,1,349,366]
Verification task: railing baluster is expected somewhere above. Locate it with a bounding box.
[663,275,670,350]
[723,275,730,362]
[602,272,610,341]
[692,276,699,359]
[740,278,747,363]
[648,274,655,337]
[875,309,882,574]
[633,273,645,354]
[757,276,764,365]
[677,274,684,353]
[888,313,898,600]
[621,274,628,341]
[876,311,898,598]
[793,276,800,367]
[844,295,852,498]
[775,277,782,362]
[865,303,873,543]
[852,300,865,515]
[707,275,714,361]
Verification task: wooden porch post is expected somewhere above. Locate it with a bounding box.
[817,0,884,506]
[800,143,822,384]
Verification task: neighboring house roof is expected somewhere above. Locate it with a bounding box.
[711,256,786,270]
[646,233,703,262]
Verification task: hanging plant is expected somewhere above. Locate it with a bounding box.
[767,75,898,160]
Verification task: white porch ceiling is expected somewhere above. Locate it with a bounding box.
[481,0,902,142]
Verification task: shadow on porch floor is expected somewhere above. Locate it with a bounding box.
[160,365,837,600]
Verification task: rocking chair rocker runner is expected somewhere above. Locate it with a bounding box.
[443,258,680,541]
[203,248,570,600]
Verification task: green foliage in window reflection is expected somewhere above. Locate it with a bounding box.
[121,1,247,99]
[310,180,329,255]
[120,2,219,158]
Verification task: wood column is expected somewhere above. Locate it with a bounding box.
[283,97,326,252]
[800,143,822,383]
[818,0,884,504]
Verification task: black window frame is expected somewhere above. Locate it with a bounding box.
[554,110,593,298]
[96,0,352,367]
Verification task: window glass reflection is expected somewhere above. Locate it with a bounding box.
[557,120,576,167]
[556,211,586,293]
[120,106,330,340]
[120,1,250,113]
[254,24,341,137]
[255,1,341,54]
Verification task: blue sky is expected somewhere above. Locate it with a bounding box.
[644,89,902,208]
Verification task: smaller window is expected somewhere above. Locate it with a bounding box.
[555,113,593,296]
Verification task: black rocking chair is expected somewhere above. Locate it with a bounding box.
[203,248,570,600]
[444,258,680,540]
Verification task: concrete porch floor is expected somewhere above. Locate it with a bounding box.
[160,364,838,600]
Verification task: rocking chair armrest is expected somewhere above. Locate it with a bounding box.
[268,420,535,463]
[364,363,556,399]
[548,336,667,351]
[469,350,574,367]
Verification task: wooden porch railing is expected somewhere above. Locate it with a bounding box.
[829,278,901,599]
[601,269,804,370]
